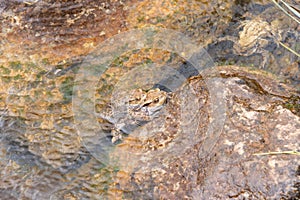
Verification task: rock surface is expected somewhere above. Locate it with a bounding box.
[0,0,299,199]
[105,65,299,199]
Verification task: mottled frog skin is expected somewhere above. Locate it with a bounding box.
[98,88,168,144]
[216,18,280,68]
[128,88,168,121]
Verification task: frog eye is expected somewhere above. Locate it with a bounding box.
[153,98,159,103]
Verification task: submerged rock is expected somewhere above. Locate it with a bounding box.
[0,0,299,199]
[106,65,299,199]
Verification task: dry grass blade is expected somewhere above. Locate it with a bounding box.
[271,0,300,24]
[23,0,40,5]
[279,0,300,19]
[279,41,300,57]
[270,0,300,57]
[253,150,300,156]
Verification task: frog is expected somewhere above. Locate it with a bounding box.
[214,18,280,68]
[128,88,168,121]
[97,88,168,144]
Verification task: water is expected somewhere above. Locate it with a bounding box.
[0,0,299,199]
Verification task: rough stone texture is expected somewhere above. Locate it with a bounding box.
[0,0,299,199]
[193,66,299,199]
[105,65,299,199]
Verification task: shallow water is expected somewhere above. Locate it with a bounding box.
[0,0,299,199]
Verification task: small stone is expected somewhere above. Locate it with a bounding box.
[99,31,106,36]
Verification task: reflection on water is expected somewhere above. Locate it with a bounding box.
[0,0,299,199]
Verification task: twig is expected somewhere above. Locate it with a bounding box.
[279,42,300,57]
